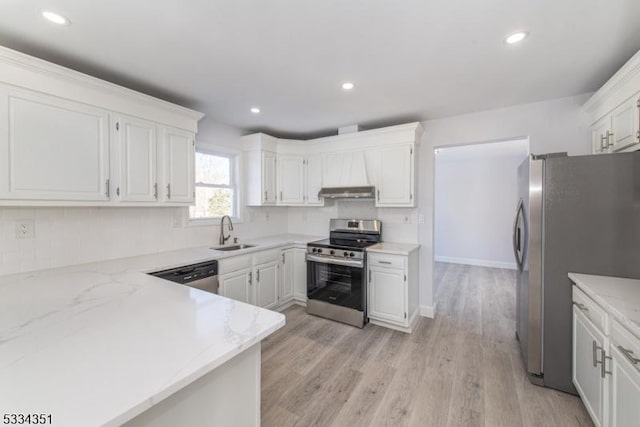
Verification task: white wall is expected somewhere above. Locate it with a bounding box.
[418,93,593,314]
[0,118,289,276]
[434,139,529,270]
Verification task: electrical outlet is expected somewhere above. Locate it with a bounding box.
[15,220,35,239]
[418,214,425,224]
[172,211,183,228]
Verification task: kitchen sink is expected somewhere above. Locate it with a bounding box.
[211,244,256,252]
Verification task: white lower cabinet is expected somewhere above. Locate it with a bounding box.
[280,247,307,304]
[608,320,640,427]
[572,283,640,427]
[255,261,279,309]
[367,249,419,332]
[219,268,252,304]
[280,249,295,303]
[369,265,407,325]
[573,306,607,426]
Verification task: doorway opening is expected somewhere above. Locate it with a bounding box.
[433,138,529,322]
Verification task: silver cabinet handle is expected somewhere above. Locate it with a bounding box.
[593,340,599,367]
[248,272,252,285]
[167,184,171,199]
[280,191,283,201]
[105,179,110,198]
[256,269,260,282]
[264,190,267,201]
[600,134,608,151]
[378,260,392,265]
[574,302,589,313]
[618,345,640,365]
[153,183,158,199]
[377,189,380,201]
[606,131,614,148]
[601,347,612,378]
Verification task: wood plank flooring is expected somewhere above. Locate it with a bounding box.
[261,262,593,427]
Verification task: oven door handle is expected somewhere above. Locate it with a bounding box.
[306,254,364,268]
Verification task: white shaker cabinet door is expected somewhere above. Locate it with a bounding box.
[256,261,279,309]
[263,152,277,204]
[292,248,308,301]
[611,96,640,152]
[115,114,158,202]
[280,249,295,302]
[609,344,640,427]
[368,265,407,325]
[164,127,195,203]
[0,86,110,201]
[278,155,304,204]
[573,306,606,427]
[305,155,323,205]
[219,269,252,304]
[376,144,414,207]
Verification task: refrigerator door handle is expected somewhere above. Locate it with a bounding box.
[512,199,525,272]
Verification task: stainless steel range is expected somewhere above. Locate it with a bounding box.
[306,218,382,328]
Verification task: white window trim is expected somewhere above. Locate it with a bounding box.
[189,146,243,226]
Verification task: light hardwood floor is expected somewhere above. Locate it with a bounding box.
[261,262,593,427]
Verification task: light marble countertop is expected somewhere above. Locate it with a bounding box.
[367,242,420,255]
[569,273,640,340]
[0,233,322,427]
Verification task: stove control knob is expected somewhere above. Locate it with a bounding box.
[343,251,349,257]
[317,249,322,254]
[349,252,355,258]
[311,248,317,253]
[330,250,335,255]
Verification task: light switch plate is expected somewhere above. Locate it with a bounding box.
[15,220,35,239]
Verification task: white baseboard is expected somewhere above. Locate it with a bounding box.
[434,256,517,270]
[419,304,436,319]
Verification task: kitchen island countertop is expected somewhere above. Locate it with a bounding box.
[0,233,322,426]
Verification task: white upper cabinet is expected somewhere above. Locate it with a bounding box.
[0,85,110,201]
[278,155,305,204]
[584,49,640,154]
[114,114,158,202]
[376,144,415,207]
[591,116,612,154]
[305,155,323,205]
[611,96,640,152]
[164,127,195,203]
[0,46,203,206]
[242,123,422,208]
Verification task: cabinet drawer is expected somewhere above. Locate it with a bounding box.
[368,254,406,270]
[611,319,640,368]
[573,286,608,333]
[219,255,252,275]
[254,249,279,266]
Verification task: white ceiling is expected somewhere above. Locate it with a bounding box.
[1,1,639,138]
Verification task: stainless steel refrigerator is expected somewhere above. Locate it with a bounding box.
[514,151,640,394]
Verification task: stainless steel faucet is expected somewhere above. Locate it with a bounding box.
[219,215,234,245]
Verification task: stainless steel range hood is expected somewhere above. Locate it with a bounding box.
[317,186,375,199]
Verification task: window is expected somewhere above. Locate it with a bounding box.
[189,150,238,220]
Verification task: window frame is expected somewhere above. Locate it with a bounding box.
[188,146,242,225]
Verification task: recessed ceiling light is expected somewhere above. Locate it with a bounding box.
[42,11,70,25]
[341,82,355,91]
[505,31,528,45]
[250,107,261,114]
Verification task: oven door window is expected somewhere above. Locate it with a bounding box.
[307,261,363,310]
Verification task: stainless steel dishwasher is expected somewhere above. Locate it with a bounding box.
[149,260,219,294]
